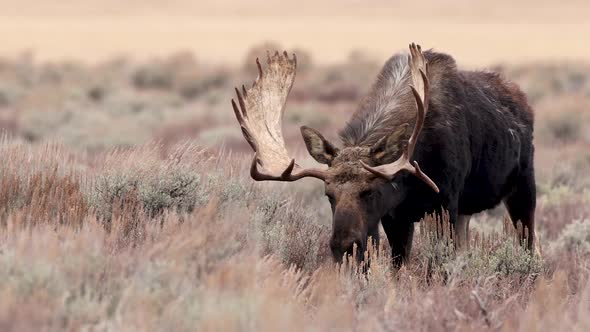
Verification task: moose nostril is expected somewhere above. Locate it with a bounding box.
[345,240,362,255]
[330,237,364,261]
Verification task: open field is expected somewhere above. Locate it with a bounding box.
[0,0,589,330]
[0,136,588,331]
[0,43,588,330]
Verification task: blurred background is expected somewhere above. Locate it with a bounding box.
[1,0,589,65]
[0,0,588,164]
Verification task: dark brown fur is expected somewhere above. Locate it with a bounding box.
[303,49,536,265]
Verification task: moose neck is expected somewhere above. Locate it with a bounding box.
[339,53,417,148]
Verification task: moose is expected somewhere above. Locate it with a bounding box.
[231,43,535,266]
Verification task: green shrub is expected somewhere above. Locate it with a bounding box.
[253,192,330,271]
[417,215,543,281]
[552,219,590,255]
[132,64,174,90]
[415,213,456,278]
[90,168,203,221]
[489,239,543,276]
[545,112,582,143]
[139,171,201,218]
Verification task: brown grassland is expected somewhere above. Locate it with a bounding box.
[0,1,589,329]
[0,42,588,331]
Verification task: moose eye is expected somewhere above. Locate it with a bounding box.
[359,189,374,200]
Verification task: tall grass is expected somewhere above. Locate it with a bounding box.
[0,138,588,331]
[0,48,589,331]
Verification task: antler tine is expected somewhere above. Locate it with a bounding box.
[407,68,429,158]
[361,43,439,193]
[231,95,256,152]
[249,157,327,182]
[235,87,247,119]
[412,161,439,193]
[231,98,243,125]
[232,50,327,182]
[238,85,250,118]
[256,58,263,78]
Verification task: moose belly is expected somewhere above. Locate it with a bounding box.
[458,153,521,215]
[458,180,510,215]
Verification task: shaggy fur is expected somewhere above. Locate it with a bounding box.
[333,49,536,263]
[340,54,415,147]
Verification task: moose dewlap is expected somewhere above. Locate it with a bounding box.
[231,43,535,266]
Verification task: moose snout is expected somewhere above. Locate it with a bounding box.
[330,236,364,263]
[330,208,367,262]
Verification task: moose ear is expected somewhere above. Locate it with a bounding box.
[301,126,339,165]
[370,123,411,164]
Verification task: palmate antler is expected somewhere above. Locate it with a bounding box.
[361,43,440,193]
[232,51,327,181]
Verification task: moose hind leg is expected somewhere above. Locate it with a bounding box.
[503,170,536,250]
[454,214,471,249]
[382,215,414,268]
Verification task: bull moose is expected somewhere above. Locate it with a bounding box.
[231,43,535,266]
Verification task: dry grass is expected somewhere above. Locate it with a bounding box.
[0,137,588,331]
[0,28,588,330]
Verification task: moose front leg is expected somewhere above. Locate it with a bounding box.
[367,223,380,250]
[381,214,415,268]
